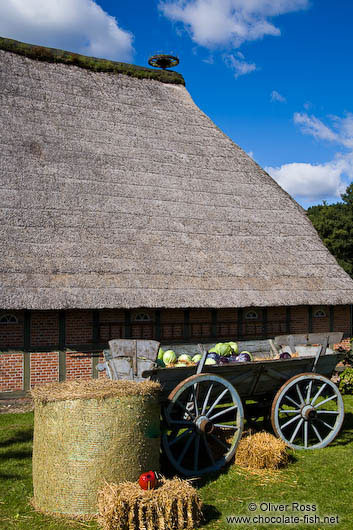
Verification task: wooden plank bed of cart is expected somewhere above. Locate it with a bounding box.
[100,332,345,477]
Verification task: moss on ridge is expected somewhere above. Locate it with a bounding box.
[0,36,185,85]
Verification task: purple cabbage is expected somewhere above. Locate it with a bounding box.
[235,352,252,363]
[228,355,238,363]
[280,352,292,359]
[219,356,230,364]
[207,352,220,362]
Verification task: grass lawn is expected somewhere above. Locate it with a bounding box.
[0,396,352,530]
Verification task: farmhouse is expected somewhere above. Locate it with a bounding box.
[1,37,353,396]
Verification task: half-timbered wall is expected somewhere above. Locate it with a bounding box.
[0,305,351,396]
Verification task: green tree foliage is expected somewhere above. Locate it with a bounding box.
[307,183,353,278]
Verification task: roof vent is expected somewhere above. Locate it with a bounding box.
[148,54,179,70]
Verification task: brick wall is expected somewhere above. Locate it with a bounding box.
[97,354,108,379]
[217,309,237,338]
[30,352,59,388]
[161,309,183,340]
[0,311,24,349]
[291,306,309,334]
[66,353,92,380]
[31,311,59,347]
[66,310,93,345]
[190,309,211,338]
[0,353,23,392]
[333,305,351,333]
[312,306,330,333]
[131,309,155,339]
[99,309,124,342]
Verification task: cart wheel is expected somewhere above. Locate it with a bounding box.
[271,373,344,450]
[162,373,244,476]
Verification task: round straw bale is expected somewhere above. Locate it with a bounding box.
[32,379,161,518]
[235,431,288,470]
[97,477,203,530]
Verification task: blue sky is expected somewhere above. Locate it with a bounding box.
[1,0,353,208]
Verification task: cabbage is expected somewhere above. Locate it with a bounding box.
[175,362,188,367]
[207,352,220,362]
[209,343,231,356]
[240,350,253,361]
[178,354,192,363]
[205,357,217,365]
[163,350,177,365]
[218,343,232,356]
[192,354,202,363]
[280,352,291,359]
[157,348,165,360]
[208,343,220,354]
[228,341,238,354]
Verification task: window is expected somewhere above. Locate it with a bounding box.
[0,314,18,324]
[313,308,326,318]
[244,310,258,320]
[133,312,151,322]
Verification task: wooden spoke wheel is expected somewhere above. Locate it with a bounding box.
[271,373,344,450]
[162,373,244,476]
[148,54,179,69]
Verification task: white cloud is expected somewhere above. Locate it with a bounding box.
[294,113,338,143]
[159,0,309,48]
[294,112,353,149]
[271,90,286,103]
[267,112,353,204]
[0,0,134,61]
[224,53,257,78]
[202,54,214,64]
[266,160,349,200]
[332,113,353,149]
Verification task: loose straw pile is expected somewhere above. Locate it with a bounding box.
[235,432,288,470]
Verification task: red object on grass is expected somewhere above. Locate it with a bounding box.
[138,471,157,490]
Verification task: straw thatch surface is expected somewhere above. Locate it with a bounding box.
[31,378,160,403]
[32,381,161,517]
[1,37,353,310]
[235,431,288,470]
[98,478,203,530]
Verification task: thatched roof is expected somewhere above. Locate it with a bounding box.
[1,37,353,310]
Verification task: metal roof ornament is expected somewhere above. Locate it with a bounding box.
[148,54,179,70]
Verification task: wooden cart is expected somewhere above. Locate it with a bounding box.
[100,332,345,477]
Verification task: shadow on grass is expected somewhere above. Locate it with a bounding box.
[0,471,21,480]
[287,451,298,465]
[160,446,231,484]
[0,449,32,460]
[329,411,353,447]
[200,503,222,527]
[0,427,33,448]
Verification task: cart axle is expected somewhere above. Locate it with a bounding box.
[196,416,214,434]
[301,405,317,420]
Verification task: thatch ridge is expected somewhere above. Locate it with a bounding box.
[0,36,185,85]
[1,45,353,309]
